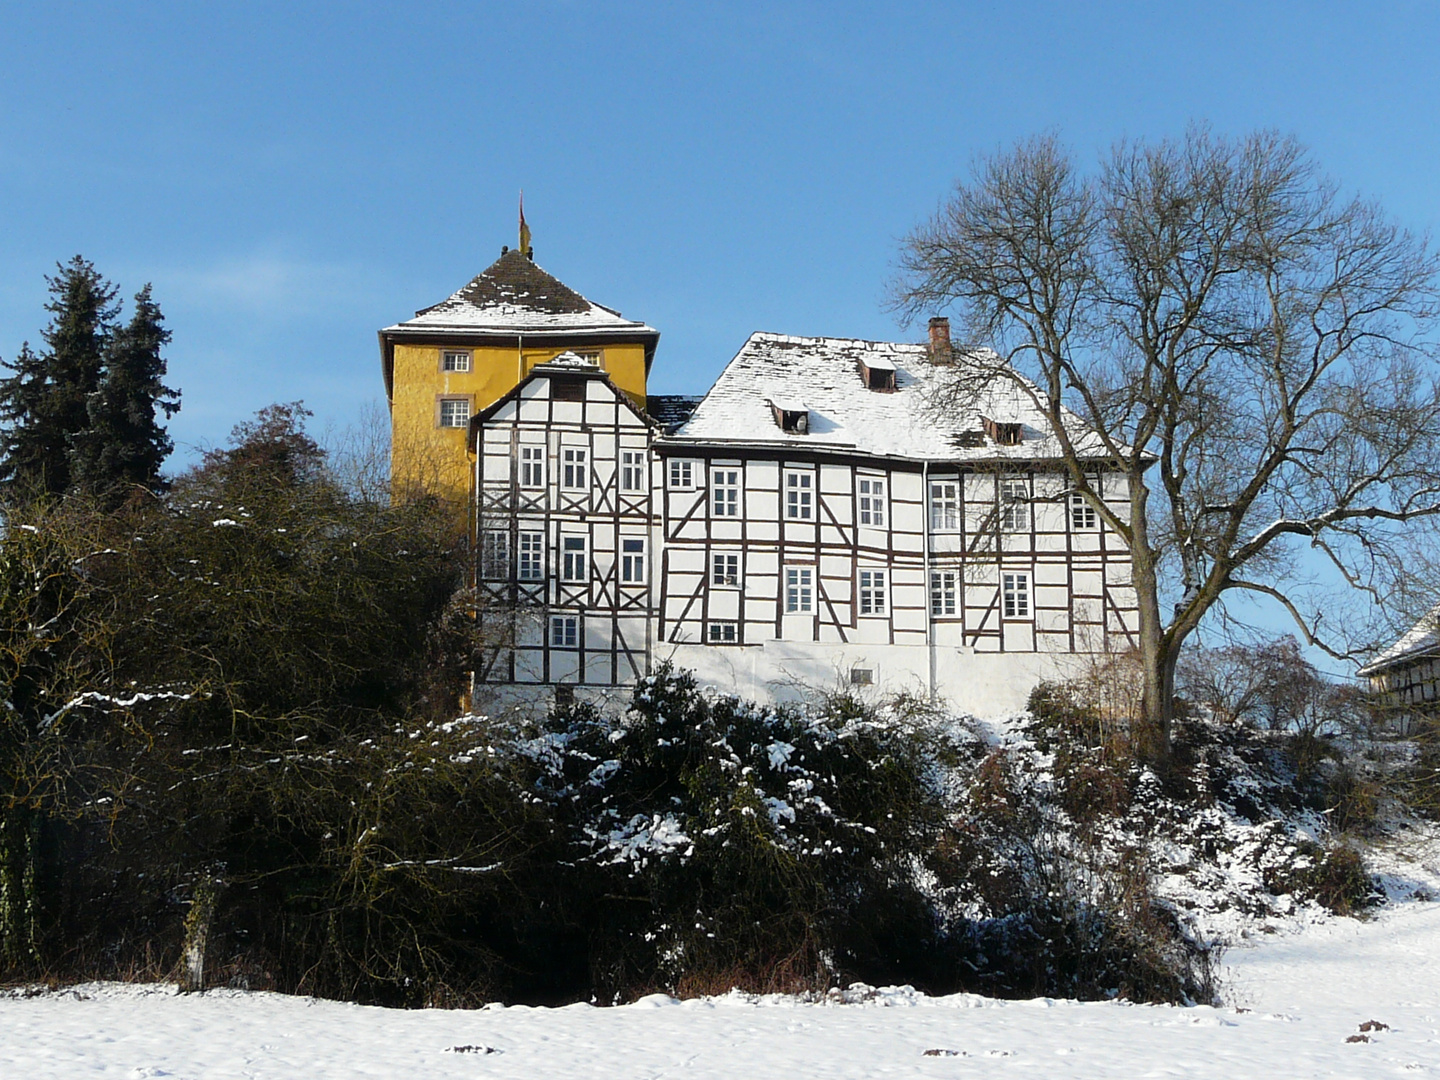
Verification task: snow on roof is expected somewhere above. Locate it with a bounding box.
[383,249,657,336]
[667,332,1110,461]
[1358,604,1440,677]
[768,396,808,413]
[548,350,595,367]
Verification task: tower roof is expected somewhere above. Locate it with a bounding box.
[379,248,660,402]
[387,249,655,334]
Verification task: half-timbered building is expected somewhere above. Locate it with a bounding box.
[650,326,1140,710]
[468,319,1141,714]
[472,355,656,689]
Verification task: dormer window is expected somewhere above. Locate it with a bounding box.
[858,355,897,391]
[770,398,809,435]
[983,416,1023,446]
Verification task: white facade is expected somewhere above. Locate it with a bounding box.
[473,336,1141,715]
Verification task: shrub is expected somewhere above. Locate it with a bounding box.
[535,664,951,1000]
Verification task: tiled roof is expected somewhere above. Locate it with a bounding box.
[665,332,1112,462]
[384,249,657,335]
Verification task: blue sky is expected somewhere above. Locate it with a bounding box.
[2,0,1437,466]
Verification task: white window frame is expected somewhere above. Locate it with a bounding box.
[441,350,471,373]
[785,471,813,520]
[930,570,957,616]
[859,477,886,527]
[518,531,545,582]
[712,552,739,587]
[1069,492,1097,530]
[620,537,646,584]
[668,459,695,490]
[520,445,545,489]
[712,468,740,517]
[481,530,510,581]
[438,397,470,428]
[1002,571,1030,619]
[930,481,959,531]
[706,620,738,644]
[858,569,887,616]
[561,447,588,490]
[785,566,814,614]
[550,615,579,649]
[1000,478,1030,532]
[573,349,603,368]
[620,450,645,492]
[561,535,588,583]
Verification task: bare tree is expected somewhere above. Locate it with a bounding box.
[892,129,1440,764]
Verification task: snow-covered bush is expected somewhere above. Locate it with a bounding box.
[533,665,952,999]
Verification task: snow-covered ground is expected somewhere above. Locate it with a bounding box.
[3,887,1439,1079]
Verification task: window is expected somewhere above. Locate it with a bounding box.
[1069,492,1097,530]
[574,350,602,367]
[621,450,645,492]
[707,621,738,644]
[669,459,694,489]
[850,667,874,686]
[785,567,813,614]
[712,553,739,586]
[550,615,579,649]
[481,530,510,580]
[859,478,885,526]
[520,446,545,488]
[712,469,739,517]
[439,398,470,428]
[552,377,585,402]
[1000,478,1029,532]
[858,569,887,615]
[561,535,588,582]
[930,481,959,531]
[785,472,813,520]
[562,447,588,490]
[1002,572,1030,618]
[930,571,957,616]
[620,538,645,584]
[518,531,544,581]
[442,350,471,372]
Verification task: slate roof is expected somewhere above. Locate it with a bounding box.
[645,395,705,434]
[1358,605,1440,677]
[665,332,1113,463]
[383,249,657,336]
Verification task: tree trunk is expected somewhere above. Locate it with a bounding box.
[178,873,220,992]
[1128,487,1174,768]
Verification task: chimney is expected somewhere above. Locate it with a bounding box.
[928,317,953,365]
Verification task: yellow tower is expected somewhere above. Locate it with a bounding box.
[379,244,659,503]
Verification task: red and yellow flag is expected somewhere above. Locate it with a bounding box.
[519,192,531,257]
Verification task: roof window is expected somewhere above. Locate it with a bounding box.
[858,355,897,392]
[769,398,809,435]
[983,416,1023,446]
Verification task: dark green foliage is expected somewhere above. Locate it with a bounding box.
[70,285,180,500]
[1,258,179,503]
[538,666,952,998]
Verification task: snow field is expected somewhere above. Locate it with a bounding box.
[3,897,1439,1080]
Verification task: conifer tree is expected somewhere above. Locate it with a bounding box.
[0,344,54,498]
[71,284,180,498]
[0,257,118,499]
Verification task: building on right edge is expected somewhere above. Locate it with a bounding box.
[1358,606,1440,725]
[648,319,1140,713]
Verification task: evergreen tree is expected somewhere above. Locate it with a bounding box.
[0,344,54,498]
[0,257,118,499]
[71,284,180,498]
